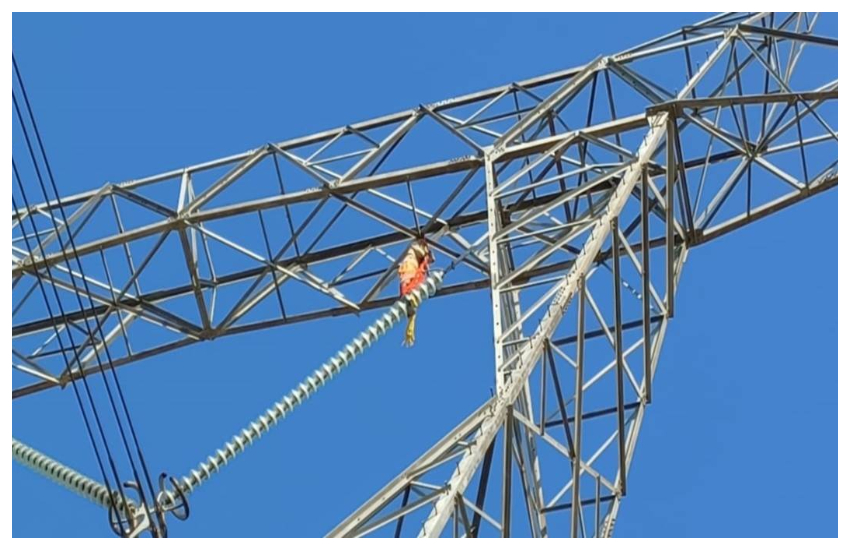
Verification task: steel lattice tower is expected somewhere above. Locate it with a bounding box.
[12,12,837,537]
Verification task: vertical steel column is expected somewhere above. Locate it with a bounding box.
[570,275,585,537]
[487,147,547,539]
[641,168,652,404]
[484,152,508,388]
[547,342,576,457]
[595,477,601,537]
[470,440,496,538]
[393,487,411,538]
[611,217,627,497]
[502,406,513,538]
[665,117,676,318]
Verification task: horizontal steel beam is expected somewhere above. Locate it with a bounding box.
[13,13,769,221]
[646,89,838,115]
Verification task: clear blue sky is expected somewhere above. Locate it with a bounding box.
[12,13,837,537]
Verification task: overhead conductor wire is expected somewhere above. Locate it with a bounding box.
[12,55,164,535]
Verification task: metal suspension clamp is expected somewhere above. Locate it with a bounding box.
[108,482,152,538]
[107,472,189,538]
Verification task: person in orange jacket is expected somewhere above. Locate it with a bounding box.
[398,239,434,347]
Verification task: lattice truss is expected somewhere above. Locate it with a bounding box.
[12,12,837,537]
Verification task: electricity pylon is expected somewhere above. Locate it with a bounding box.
[12,12,837,537]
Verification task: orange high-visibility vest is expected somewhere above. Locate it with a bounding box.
[399,251,431,296]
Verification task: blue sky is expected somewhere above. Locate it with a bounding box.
[12,13,837,537]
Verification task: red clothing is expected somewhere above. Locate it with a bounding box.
[399,252,431,295]
[398,241,432,347]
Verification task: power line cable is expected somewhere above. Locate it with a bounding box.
[12,56,164,536]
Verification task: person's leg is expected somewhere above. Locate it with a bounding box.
[403,312,417,347]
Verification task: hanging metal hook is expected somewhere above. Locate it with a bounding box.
[156,472,191,531]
